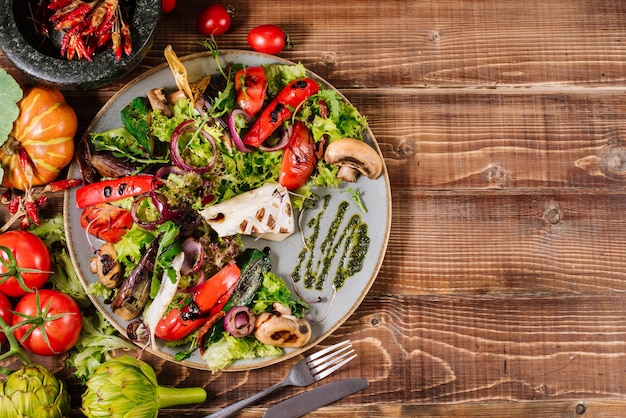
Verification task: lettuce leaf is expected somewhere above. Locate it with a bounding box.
[0,69,22,148]
[201,332,281,373]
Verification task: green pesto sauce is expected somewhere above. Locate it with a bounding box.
[292,195,370,290]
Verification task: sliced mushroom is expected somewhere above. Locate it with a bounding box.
[324,138,383,182]
[147,88,173,117]
[254,302,312,348]
[89,242,122,289]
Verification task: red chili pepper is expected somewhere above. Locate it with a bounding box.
[234,66,267,117]
[244,78,320,147]
[75,175,154,209]
[1,189,12,205]
[155,263,241,341]
[44,178,82,193]
[25,200,40,226]
[7,196,20,215]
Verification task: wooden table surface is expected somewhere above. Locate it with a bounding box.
[3,0,626,416]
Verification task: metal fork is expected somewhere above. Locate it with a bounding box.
[204,340,356,418]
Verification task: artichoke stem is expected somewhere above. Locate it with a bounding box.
[156,385,207,409]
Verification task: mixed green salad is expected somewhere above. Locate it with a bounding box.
[72,49,382,372]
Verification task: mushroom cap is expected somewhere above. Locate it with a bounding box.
[254,312,312,348]
[324,138,383,182]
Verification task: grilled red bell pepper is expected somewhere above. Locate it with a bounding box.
[235,66,267,117]
[244,78,320,147]
[155,263,241,341]
[279,121,317,191]
[75,175,154,209]
[80,203,134,243]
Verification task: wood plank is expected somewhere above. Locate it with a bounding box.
[377,189,626,295]
[54,292,626,416]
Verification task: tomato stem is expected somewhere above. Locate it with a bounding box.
[0,246,52,293]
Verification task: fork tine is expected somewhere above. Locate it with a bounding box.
[311,351,357,381]
[306,340,351,362]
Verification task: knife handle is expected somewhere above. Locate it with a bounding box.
[204,380,287,418]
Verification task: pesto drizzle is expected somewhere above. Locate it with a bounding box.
[292,195,370,290]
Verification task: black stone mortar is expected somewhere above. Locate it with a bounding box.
[0,0,160,90]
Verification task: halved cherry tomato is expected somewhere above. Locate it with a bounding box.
[75,175,153,209]
[0,292,12,344]
[12,289,82,356]
[80,203,134,243]
[155,263,240,341]
[247,24,291,55]
[196,4,232,36]
[0,230,51,298]
[234,66,267,117]
[244,78,320,147]
[279,121,317,191]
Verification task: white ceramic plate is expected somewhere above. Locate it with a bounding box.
[64,50,391,371]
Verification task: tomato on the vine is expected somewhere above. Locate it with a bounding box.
[247,24,291,55]
[162,0,176,13]
[197,5,233,36]
[12,289,83,356]
[0,230,51,298]
[0,292,12,344]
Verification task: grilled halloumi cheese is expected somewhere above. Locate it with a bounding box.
[199,183,294,241]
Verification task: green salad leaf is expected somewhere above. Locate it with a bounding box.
[0,69,22,148]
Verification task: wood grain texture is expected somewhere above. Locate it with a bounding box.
[4,0,626,416]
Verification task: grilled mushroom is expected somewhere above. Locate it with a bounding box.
[254,302,311,348]
[90,243,122,289]
[324,138,383,182]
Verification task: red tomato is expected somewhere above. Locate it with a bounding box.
[12,289,82,356]
[0,292,12,344]
[279,121,317,191]
[196,5,232,36]
[247,24,290,55]
[0,231,51,298]
[80,203,134,243]
[162,0,176,13]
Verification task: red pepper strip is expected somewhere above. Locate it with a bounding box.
[244,78,320,147]
[279,121,318,191]
[75,175,154,209]
[234,66,267,117]
[154,263,241,341]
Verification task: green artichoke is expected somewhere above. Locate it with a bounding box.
[81,356,207,418]
[0,364,71,418]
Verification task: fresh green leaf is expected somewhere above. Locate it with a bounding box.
[0,69,22,147]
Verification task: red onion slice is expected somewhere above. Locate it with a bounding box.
[180,237,204,275]
[170,119,217,173]
[223,306,256,338]
[228,109,253,153]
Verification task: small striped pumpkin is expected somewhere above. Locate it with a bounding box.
[0,86,77,190]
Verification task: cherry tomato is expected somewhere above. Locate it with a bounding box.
[80,203,134,243]
[0,292,12,344]
[0,231,51,298]
[12,289,82,356]
[279,121,317,191]
[247,24,291,55]
[196,5,232,37]
[162,0,176,13]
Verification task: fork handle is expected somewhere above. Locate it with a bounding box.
[203,381,288,418]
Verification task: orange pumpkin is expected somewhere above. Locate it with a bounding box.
[0,86,77,190]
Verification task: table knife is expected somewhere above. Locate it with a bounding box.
[262,377,369,418]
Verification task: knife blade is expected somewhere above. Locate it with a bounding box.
[263,378,369,418]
